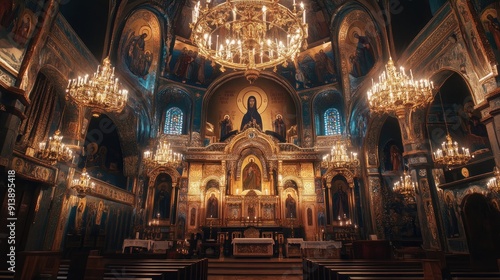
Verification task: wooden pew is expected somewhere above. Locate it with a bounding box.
[303,258,441,280]
[14,251,61,280]
[85,255,207,280]
[303,258,422,280]
[336,271,424,280]
[450,271,500,279]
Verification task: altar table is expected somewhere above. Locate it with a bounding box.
[286,238,304,257]
[122,239,152,253]
[152,240,173,253]
[232,238,274,257]
[301,241,342,258]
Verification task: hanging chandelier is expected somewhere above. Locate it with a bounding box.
[321,139,359,171]
[190,0,308,83]
[433,92,471,168]
[71,168,95,198]
[393,170,416,204]
[37,130,74,165]
[143,137,183,170]
[367,57,434,114]
[487,166,500,193]
[66,57,128,115]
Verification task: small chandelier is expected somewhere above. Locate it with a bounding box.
[487,166,500,193]
[367,57,434,114]
[37,130,74,165]
[190,0,308,83]
[433,92,471,168]
[66,57,128,115]
[71,168,95,198]
[321,139,359,171]
[393,170,416,204]
[143,138,183,170]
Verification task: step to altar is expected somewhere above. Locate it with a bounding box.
[208,257,302,280]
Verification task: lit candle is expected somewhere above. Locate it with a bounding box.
[301,2,306,24]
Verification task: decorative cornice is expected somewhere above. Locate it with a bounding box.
[9,151,58,186]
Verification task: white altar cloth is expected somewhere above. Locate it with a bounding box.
[152,240,173,252]
[122,239,153,253]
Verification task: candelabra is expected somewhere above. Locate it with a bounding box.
[321,139,359,171]
[190,0,308,83]
[37,130,74,164]
[143,137,183,170]
[433,91,471,168]
[367,57,434,114]
[71,168,95,198]
[336,214,354,227]
[393,170,416,204]
[487,166,500,193]
[66,57,128,116]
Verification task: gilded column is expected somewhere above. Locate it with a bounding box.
[395,106,444,250]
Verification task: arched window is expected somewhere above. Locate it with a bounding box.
[164,107,183,135]
[324,108,341,135]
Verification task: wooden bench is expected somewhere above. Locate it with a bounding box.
[14,251,61,280]
[85,256,207,280]
[349,277,424,280]
[303,258,422,280]
[303,258,441,280]
[336,271,424,280]
[450,271,500,279]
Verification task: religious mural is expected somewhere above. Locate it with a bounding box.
[0,0,39,74]
[481,6,500,66]
[205,81,296,142]
[456,0,492,79]
[80,115,127,189]
[152,174,173,220]
[242,158,261,191]
[294,42,337,89]
[338,10,379,93]
[118,9,160,91]
[164,40,218,86]
[61,195,133,253]
[331,177,350,220]
[349,105,369,147]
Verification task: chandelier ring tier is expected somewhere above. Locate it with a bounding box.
[432,91,471,168]
[190,0,308,83]
[367,57,434,114]
[66,57,128,115]
[143,137,183,171]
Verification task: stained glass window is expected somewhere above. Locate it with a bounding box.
[324,108,341,135]
[164,107,183,135]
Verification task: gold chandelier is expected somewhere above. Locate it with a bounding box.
[190,0,308,83]
[143,137,183,170]
[66,57,128,115]
[321,139,359,171]
[433,92,471,168]
[71,168,95,198]
[367,57,434,114]
[393,170,416,196]
[37,130,74,164]
[487,166,500,193]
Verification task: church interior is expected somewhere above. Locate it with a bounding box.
[1,0,500,279]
